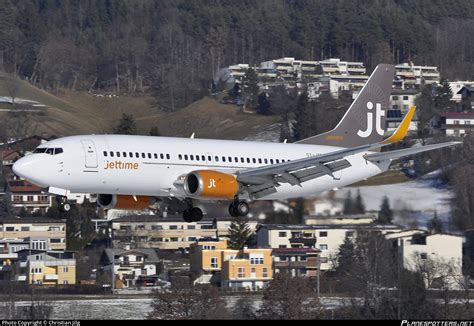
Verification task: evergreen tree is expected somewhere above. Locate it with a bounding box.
[428,209,443,233]
[435,78,453,111]
[257,92,271,115]
[353,189,366,214]
[336,236,356,275]
[241,68,259,110]
[228,215,253,250]
[378,196,393,224]
[114,113,137,135]
[149,126,160,136]
[343,191,353,215]
[292,90,312,141]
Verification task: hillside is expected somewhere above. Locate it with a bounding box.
[0,75,280,140]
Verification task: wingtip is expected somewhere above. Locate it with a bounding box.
[382,105,416,145]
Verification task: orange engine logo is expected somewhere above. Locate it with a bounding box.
[184,170,239,199]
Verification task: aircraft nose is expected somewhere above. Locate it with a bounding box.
[13,156,36,180]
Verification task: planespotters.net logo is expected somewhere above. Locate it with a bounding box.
[402,321,474,326]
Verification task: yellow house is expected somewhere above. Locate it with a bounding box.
[14,250,76,285]
[190,239,273,290]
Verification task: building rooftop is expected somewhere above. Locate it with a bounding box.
[102,248,160,263]
[272,247,320,254]
[6,179,43,193]
[0,217,66,224]
[258,223,402,231]
[438,112,474,119]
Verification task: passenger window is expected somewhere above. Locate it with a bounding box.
[148,153,152,159]
[247,158,250,163]
[222,157,226,162]
[276,159,280,164]
[184,155,188,160]
[129,152,133,158]
[179,154,183,160]
[166,154,170,159]
[235,157,238,162]
[202,155,206,161]
[103,151,108,157]
[135,153,139,158]
[116,152,121,158]
[123,152,127,157]
[258,158,262,164]
[264,159,268,164]
[214,156,219,162]
[252,158,256,164]
[196,155,200,161]
[190,155,194,160]
[270,159,274,164]
[142,153,145,158]
[110,152,114,157]
[154,153,158,159]
[208,156,212,161]
[228,157,232,162]
[240,158,244,163]
[160,154,164,159]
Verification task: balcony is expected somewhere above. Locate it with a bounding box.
[15,275,27,281]
[44,274,59,281]
[289,237,316,247]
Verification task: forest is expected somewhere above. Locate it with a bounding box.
[0,0,473,111]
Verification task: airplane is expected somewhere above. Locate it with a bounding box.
[12,64,460,222]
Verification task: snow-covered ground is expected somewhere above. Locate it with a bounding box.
[335,175,454,229]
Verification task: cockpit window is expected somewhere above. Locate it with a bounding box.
[33,147,64,155]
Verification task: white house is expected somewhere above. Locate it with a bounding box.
[385,231,464,289]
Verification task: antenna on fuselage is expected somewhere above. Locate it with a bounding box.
[190,133,195,139]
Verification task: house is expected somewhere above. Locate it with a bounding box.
[100,248,161,287]
[257,224,402,271]
[0,135,51,153]
[430,112,474,137]
[4,179,53,214]
[394,62,440,88]
[110,215,258,251]
[449,81,474,103]
[0,218,66,251]
[272,247,320,277]
[11,249,76,285]
[190,239,273,291]
[457,85,474,111]
[0,149,21,167]
[385,230,463,289]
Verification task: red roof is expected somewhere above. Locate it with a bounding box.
[7,180,43,193]
[438,112,474,119]
[0,150,21,161]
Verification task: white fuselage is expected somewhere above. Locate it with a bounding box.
[13,135,390,200]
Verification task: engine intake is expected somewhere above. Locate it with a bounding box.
[97,194,151,210]
[184,170,239,199]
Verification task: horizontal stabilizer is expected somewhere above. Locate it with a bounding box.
[364,142,462,162]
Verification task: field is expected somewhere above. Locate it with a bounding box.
[0,74,280,140]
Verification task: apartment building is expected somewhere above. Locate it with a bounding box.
[5,179,53,214]
[430,112,474,137]
[110,215,258,251]
[190,239,273,291]
[12,249,76,285]
[100,248,161,287]
[257,224,402,271]
[0,218,66,251]
[385,230,463,289]
[394,62,440,88]
[272,247,320,277]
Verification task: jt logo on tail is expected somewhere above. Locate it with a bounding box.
[357,102,385,138]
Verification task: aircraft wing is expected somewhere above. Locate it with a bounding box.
[236,106,460,199]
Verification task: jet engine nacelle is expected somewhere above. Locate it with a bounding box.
[184,170,239,200]
[97,194,151,210]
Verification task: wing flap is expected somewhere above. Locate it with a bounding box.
[364,142,461,162]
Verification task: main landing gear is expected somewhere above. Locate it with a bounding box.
[182,199,203,223]
[228,199,249,218]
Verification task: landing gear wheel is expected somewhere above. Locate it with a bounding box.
[229,201,249,217]
[183,210,193,223]
[183,207,203,222]
[63,203,71,212]
[190,207,203,222]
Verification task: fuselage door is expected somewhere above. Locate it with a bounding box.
[81,139,98,168]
